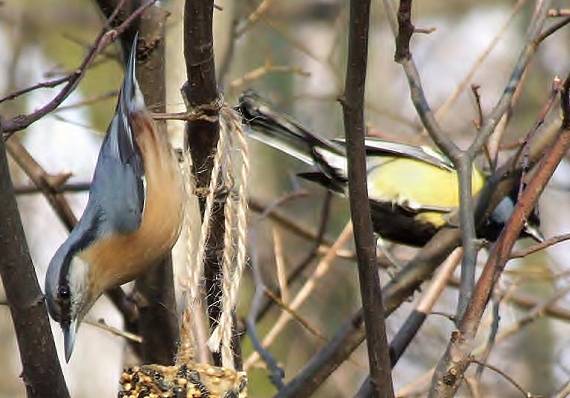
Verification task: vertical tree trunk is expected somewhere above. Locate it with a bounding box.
[341,0,394,396]
[182,0,243,368]
[134,5,180,365]
[183,0,230,367]
[0,135,70,398]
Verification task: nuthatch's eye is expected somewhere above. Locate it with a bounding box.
[58,285,70,299]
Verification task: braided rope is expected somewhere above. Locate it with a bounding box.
[192,126,228,301]
[207,107,250,368]
[177,152,196,365]
[178,117,228,365]
[178,104,249,370]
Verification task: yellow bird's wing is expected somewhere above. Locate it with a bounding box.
[332,137,455,170]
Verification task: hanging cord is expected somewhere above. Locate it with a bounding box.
[178,104,249,370]
[207,107,250,368]
[177,105,228,365]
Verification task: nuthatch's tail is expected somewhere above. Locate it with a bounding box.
[120,32,146,115]
[108,32,146,177]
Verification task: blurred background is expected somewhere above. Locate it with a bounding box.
[1,0,570,396]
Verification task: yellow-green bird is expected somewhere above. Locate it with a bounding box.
[237,91,543,247]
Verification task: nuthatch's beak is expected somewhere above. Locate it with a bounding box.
[62,318,78,362]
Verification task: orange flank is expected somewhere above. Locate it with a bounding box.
[82,111,184,294]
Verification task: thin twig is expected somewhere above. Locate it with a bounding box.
[255,190,310,222]
[251,192,334,328]
[246,232,285,389]
[235,0,276,37]
[516,76,563,193]
[272,228,290,302]
[535,16,570,44]
[0,75,71,105]
[471,84,484,130]
[510,233,570,258]
[447,276,570,323]
[1,0,155,138]
[13,182,91,194]
[85,318,143,344]
[433,0,528,123]
[356,248,463,397]
[246,197,320,242]
[430,69,570,397]
[470,359,534,397]
[262,288,327,343]
[245,222,353,370]
[52,90,117,113]
[229,63,310,92]
[474,292,503,379]
[6,140,77,230]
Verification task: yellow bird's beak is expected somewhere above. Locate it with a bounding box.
[523,222,545,243]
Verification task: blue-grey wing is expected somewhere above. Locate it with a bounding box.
[82,36,145,238]
[87,119,144,236]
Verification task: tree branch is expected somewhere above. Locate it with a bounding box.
[275,113,562,397]
[183,0,241,368]
[355,248,462,397]
[1,0,156,138]
[384,0,551,319]
[340,1,394,396]
[0,131,69,398]
[429,72,570,397]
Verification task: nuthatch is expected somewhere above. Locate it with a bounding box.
[45,36,184,361]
